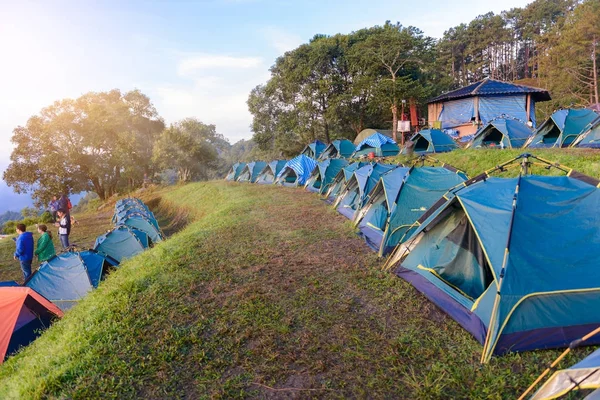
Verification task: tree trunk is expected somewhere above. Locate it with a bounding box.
[593,36,599,105]
[391,103,398,144]
[90,177,106,201]
[324,120,331,143]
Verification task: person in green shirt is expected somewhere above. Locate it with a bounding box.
[35,224,56,263]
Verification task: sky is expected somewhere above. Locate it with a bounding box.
[0,0,533,211]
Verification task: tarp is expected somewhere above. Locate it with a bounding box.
[305,159,349,195]
[94,226,146,263]
[0,287,63,362]
[26,251,118,310]
[439,98,475,129]
[276,155,317,187]
[478,95,527,125]
[318,139,355,160]
[225,162,246,181]
[256,160,287,185]
[390,174,600,362]
[237,161,267,183]
[352,133,400,157]
[300,140,326,159]
[469,117,533,149]
[334,163,398,219]
[532,347,600,399]
[527,109,599,148]
[402,129,458,154]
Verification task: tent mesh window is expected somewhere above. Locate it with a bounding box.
[417,206,494,300]
[414,136,430,152]
[541,124,561,144]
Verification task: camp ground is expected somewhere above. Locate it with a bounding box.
[0,287,63,363]
[94,225,146,263]
[334,162,398,219]
[275,154,318,187]
[351,132,400,157]
[300,140,326,159]
[255,160,287,184]
[236,161,267,183]
[225,162,246,181]
[526,108,599,148]
[468,116,533,149]
[304,159,348,194]
[572,118,600,148]
[318,139,355,160]
[322,161,368,203]
[402,129,458,154]
[385,154,600,363]
[26,251,118,311]
[354,161,467,256]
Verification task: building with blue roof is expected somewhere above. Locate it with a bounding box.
[427,78,551,138]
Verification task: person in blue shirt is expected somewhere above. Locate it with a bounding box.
[13,223,34,281]
[49,195,60,222]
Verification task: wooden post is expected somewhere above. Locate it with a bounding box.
[526,94,531,123]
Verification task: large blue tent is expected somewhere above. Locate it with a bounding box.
[387,169,600,363]
[255,160,287,185]
[276,155,318,187]
[225,162,247,181]
[300,140,327,159]
[354,165,466,255]
[94,226,146,263]
[318,139,355,160]
[237,161,268,183]
[25,251,118,310]
[402,129,458,154]
[333,163,398,219]
[572,118,600,148]
[352,133,400,157]
[304,159,348,194]
[322,161,368,203]
[527,108,599,148]
[469,117,533,149]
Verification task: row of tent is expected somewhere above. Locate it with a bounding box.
[228,152,600,379]
[468,108,600,149]
[0,198,162,363]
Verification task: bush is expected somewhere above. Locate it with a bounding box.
[40,211,54,223]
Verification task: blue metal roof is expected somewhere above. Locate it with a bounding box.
[428,79,551,103]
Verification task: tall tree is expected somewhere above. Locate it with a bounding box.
[3,89,164,204]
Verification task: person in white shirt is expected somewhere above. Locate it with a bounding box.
[54,209,71,249]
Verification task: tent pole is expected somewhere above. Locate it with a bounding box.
[518,325,600,400]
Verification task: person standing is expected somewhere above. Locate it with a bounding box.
[13,223,34,281]
[58,194,70,211]
[55,209,71,249]
[35,224,56,263]
[49,196,59,222]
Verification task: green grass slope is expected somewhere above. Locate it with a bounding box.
[0,181,589,399]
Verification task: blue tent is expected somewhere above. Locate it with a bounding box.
[531,347,600,399]
[469,117,533,149]
[322,161,368,203]
[300,140,327,159]
[387,172,600,363]
[237,161,268,183]
[94,226,146,263]
[0,281,19,287]
[255,160,287,185]
[225,162,247,181]
[354,165,467,255]
[25,251,118,310]
[572,118,600,148]
[304,159,349,194]
[402,129,458,154]
[276,155,318,187]
[352,133,400,157]
[527,108,599,148]
[318,139,355,160]
[121,215,162,244]
[334,163,398,219]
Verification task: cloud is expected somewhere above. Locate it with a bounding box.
[177,54,263,76]
[261,27,304,54]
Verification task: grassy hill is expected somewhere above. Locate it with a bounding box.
[0,177,592,399]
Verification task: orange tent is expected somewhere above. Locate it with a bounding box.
[0,287,63,363]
